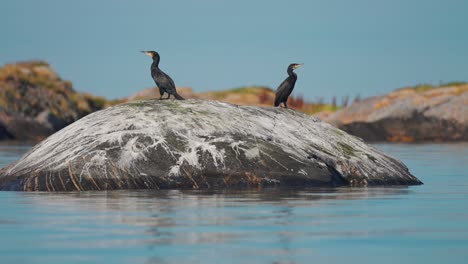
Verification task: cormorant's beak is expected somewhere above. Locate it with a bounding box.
[141,51,152,57]
[294,63,304,69]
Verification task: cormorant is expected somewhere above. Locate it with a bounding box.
[142,51,184,100]
[274,63,303,108]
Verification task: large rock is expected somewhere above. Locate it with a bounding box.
[0,99,422,191]
[324,85,468,142]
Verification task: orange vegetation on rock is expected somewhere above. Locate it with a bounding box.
[386,135,415,143]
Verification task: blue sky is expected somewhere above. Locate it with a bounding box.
[1,0,467,101]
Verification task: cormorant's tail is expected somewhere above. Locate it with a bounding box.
[174,92,185,100]
[274,97,280,107]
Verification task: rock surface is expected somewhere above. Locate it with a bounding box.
[0,99,422,191]
[324,85,468,142]
[0,61,108,141]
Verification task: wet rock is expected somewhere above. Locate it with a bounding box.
[0,99,422,191]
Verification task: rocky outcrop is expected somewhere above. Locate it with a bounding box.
[324,85,468,142]
[0,99,421,191]
[0,61,108,141]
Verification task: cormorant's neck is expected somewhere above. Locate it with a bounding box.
[287,68,296,77]
[151,56,160,68]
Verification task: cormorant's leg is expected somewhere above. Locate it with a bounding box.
[167,94,171,99]
[284,102,288,108]
[159,89,166,100]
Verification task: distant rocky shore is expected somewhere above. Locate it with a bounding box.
[324,84,468,142]
[0,61,111,141]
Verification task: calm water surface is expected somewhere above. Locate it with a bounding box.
[0,143,467,264]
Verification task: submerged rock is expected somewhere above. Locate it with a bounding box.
[0,99,422,191]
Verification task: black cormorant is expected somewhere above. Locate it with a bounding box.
[142,51,184,100]
[274,63,303,108]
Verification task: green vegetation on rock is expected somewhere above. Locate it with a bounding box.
[338,142,356,157]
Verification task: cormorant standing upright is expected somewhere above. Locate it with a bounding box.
[274,63,303,108]
[142,51,184,100]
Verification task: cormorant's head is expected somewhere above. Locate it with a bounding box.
[141,51,159,59]
[289,63,303,71]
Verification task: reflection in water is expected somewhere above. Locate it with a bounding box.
[0,143,467,264]
[7,187,413,263]
[20,187,413,231]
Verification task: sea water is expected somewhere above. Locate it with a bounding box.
[0,143,467,264]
